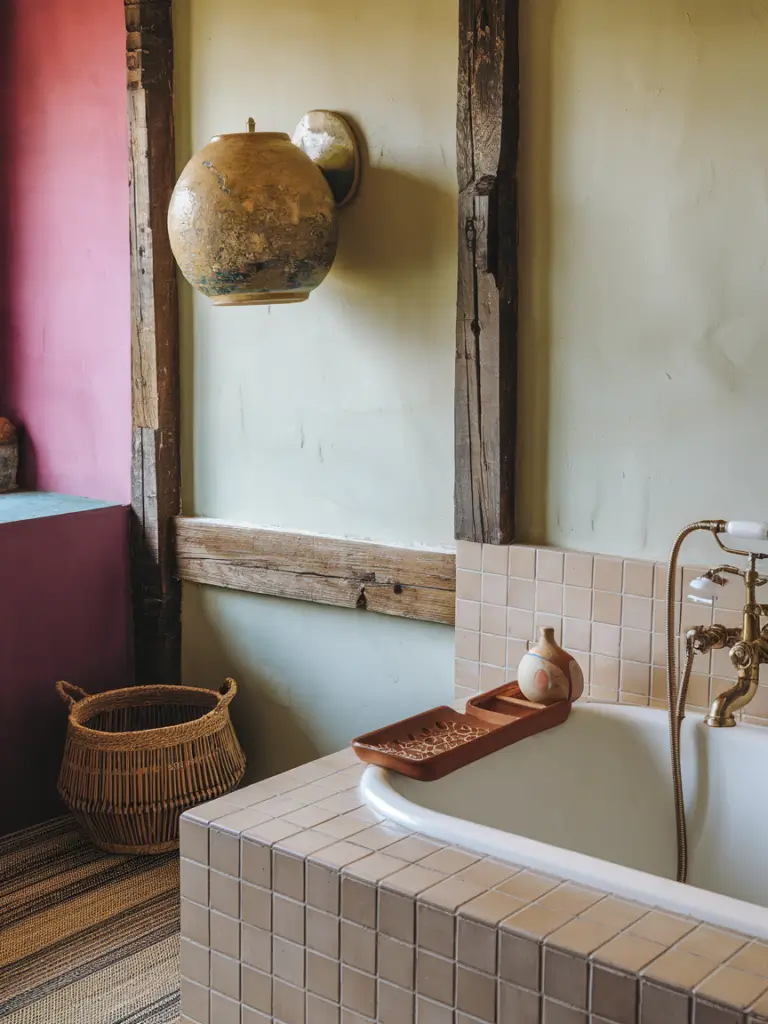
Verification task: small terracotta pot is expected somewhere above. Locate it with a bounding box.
[168,131,338,306]
[516,627,584,705]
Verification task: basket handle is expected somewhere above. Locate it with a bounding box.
[218,677,238,708]
[56,680,90,708]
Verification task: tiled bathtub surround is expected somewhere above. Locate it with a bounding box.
[181,749,768,1024]
[455,541,768,726]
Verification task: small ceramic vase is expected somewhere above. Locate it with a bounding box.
[517,627,584,705]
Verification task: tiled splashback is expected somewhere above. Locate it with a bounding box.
[455,541,768,726]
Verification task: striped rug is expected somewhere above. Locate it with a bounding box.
[0,816,180,1023]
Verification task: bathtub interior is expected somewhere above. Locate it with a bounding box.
[385,704,768,909]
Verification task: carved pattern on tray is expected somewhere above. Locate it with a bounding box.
[370,719,491,762]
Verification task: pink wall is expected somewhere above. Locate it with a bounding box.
[4,0,132,502]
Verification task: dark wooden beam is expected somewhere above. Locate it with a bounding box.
[126,0,181,684]
[174,518,456,626]
[455,0,520,544]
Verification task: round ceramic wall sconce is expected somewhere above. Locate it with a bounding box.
[167,111,361,306]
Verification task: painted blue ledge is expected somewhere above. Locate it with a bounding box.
[0,491,121,524]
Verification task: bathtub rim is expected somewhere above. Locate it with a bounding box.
[360,702,768,941]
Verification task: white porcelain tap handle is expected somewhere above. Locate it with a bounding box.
[689,576,720,597]
[725,521,768,541]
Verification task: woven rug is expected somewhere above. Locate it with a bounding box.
[0,816,180,1023]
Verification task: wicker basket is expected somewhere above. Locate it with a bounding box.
[56,678,246,854]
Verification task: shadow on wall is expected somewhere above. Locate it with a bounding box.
[181,584,320,782]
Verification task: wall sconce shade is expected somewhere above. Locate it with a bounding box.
[168,129,339,306]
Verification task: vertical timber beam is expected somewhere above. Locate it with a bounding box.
[126,0,181,684]
[455,0,520,544]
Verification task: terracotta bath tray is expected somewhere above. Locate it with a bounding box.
[352,683,571,781]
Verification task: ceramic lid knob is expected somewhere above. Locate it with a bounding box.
[516,627,584,706]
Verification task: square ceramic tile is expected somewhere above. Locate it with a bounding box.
[209,993,239,1024]
[455,658,481,691]
[241,922,271,972]
[459,890,524,927]
[499,982,540,1024]
[643,949,718,989]
[640,980,689,1024]
[379,889,416,943]
[181,898,209,947]
[507,607,535,642]
[181,859,209,906]
[483,572,508,606]
[210,909,240,958]
[378,934,415,990]
[591,965,637,1024]
[502,903,575,941]
[307,950,341,1002]
[507,578,536,611]
[455,860,518,890]
[594,557,623,593]
[210,951,240,1000]
[591,655,620,690]
[543,947,588,1010]
[565,553,593,589]
[273,894,305,944]
[385,836,443,864]
[210,871,239,918]
[509,547,537,580]
[241,883,271,930]
[351,824,408,853]
[306,993,339,1023]
[273,936,305,987]
[416,996,455,1024]
[416,950,455,1006]
[456,965,496,1022]
[180,818,209,865]
[563,617,591,653]
[481,602,508,636]
[593,591,622,626]
[417,904,455,958]
[341,920,377,974]
[457,570,482,602]
[537,550,564,583]
[180,978,210,1024]
[498,929,540,990]
[481,633,507,667]
[677,926,747,962]
[378,979,414,1024]
[621,661,650,696]
[623,595,653,632]
[594,932,666,973]
[456,599,482,631]
[419,877,485,912]
[306,862,340,914]
[273,979,305,1024]
[592,622,621,658]
[241,839,271,888]
[624,561,654,598]
[457,918,497,975]
[419,847,479,875]
[696,966,768,1009]
[537,884,603,918]
[622,628,651,664]
[311,841,370,871]
[306,907,340,959]
[457,541,483,571]
[345,852,407,884]
[506,639,528,670]
[564,586,592,620]
[483,544,509,575]
[729,942,768,978]
[537,582,564,615]
[342,877,377,928]
[498,870,559,902]
[181,938,210,985]
[273,851,306,901]
[456,628,481,661]
[341,965,377,1017]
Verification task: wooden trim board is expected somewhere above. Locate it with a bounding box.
[174,518,456,626]
[126,0,182,684]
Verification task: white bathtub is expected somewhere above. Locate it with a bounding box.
[361,701,768,938]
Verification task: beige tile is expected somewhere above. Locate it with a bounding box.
[482,662,508,689]
[457,917,497,974]
[644,949,720,989]
[456,859,518,889]
[640,980,689,1024]
[499,929,540,989]
[307,951,340,1002]
[315,790,365,815]
[499,981,540,1024]
[241,838,271,888]
[378,980,414,1024]
[241,882,271,930]
[483,544,510,575]
[565,553,593,589]
[456,628,481,661]
[594,591,622,626]
[592,622,621,658]
[563,617,591,653]
[215,805,273,835]
[508,577,536,611]
[417,996,455,1024]
[591,655,620,690]
[315,814,372,841]
[537,884,603,918]
[696,966,768,1009]
[459,890,525,926]
[678,926,748,962]
[594,557,623,593]
[351,824,407,853]
[594,932,666,972]
[241,923,271,972]
[209,871,239,918]
[181,858,209,906]
[273,979,305,1024]
[509,547,537,580]
[498,870,560,902]
[483,572,508,606]
[379,934,415,989]
[580,897,647,930]
[506,639,529,670]
[416,950,455,1005]
[547,918,623,957]
[456,965,496,1022]
[243,818,303,845]
[537,550,564,584]
[508,607,536,641]
[180,978,210,1024]
[181,898,209,947]
[210,910,239,958]
[457,541,483,571]
[623,595,653,631]
[273,936,305,987]
[341,965,377,1017]
[749,987,768,1020]
[380,889,415,943]
[564,586,592,621]
[418,847,479,875]
[543,947,588,1010]
[621,691,650,707]
[730,943,768,979]
[209,993,239,1024]
[180,818,209,864]
[341,877,377,928]
[181,938,210,985]
[631,911,696,947]
[457,569,482,601]
[273,850,305,901]
[184,795,241,826]
[542,997,587,1023]
[210,951,240,999]
[306,907,340,959]
[482,601,508,636]
[273,894,304,944]
[417,903,455,957]
[621,660,651,696]
[341,920,377,974]
[481,632,507,667]
[591,965,637,1024]
[502,903,576,940]
[281,804,339,830]
[622,627,651,664]
[420,877,486,912]
[624,560,655,598]
[386,836,443,863]
[383,864,448,898]
[311,841,371,870]
[537,581,564,615]
[691,1003,742,1024]
[455,683,480,703]
[456,599,482,631]
[344,852,407,884]
[306,861,339,914]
